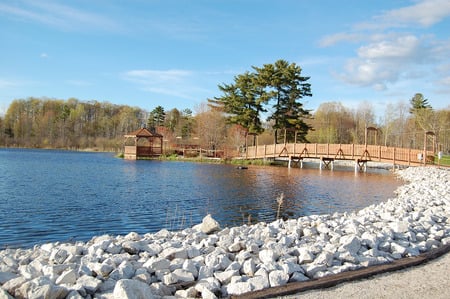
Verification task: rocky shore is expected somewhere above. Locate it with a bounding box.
[1,167,449,299]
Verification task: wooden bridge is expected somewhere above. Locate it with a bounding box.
[241,143,436,170]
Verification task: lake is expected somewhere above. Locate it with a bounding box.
[0,148,402,249]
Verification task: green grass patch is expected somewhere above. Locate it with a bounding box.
[437,154,450,166]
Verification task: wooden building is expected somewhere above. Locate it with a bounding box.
[123,128,163,160]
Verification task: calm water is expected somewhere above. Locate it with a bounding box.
[0,148,402,249]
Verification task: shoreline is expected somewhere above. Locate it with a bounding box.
[1,166,449,298]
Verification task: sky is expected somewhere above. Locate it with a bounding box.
[1,0,449,118]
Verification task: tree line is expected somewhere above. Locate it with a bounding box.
[307,94,449,153]
[0,60,449,154]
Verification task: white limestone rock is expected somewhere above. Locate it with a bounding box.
[268,270,289,287]
[259,249,278,264]
[248,274,270,291]
[297,247,315,264]
[290,271,309,282]
[226,281,253,296]
[213,269,239,284]
[339,235,361,256]
[195,214,221,234]
[241,259,256,276]
[76,275,102,295]
[55,268,78,285]
[172,268,196,283]
[113,279,155,299]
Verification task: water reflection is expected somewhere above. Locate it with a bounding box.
[0,149,402,249]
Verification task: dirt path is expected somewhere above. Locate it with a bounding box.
[273,252,450,299]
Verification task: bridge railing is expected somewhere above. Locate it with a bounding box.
[243,143,435,166]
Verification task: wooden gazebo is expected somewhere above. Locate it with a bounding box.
[123,127,163,160]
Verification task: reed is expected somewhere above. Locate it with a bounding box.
[276,192,284,220]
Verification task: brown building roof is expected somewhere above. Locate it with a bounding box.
[124,127,163,138]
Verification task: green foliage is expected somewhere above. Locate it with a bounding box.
[410,93,432,113]
[3,97,145,150]
[210,59,312,144]
[253,59,312,143]
[147,105,166,129]
[437,154,450,166]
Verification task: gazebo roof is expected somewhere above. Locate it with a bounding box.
[124,127,163,138]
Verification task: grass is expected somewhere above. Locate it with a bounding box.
[437,154,450,167]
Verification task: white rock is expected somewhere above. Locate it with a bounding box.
[65,290,84,299]
[55,269,77,285]
[28,284,68,299]
[201,287,218,299]
[281,261,304,275]
[195,277,222,293]
[339,235,361,255]
[290,271,309,282]
[214,269,238,284]
[1,276,27,296]
[76,275,102,295]
[302,263,327,278]
[268,270,289,287]
[172,268,195,283]
[248,275,270,291]
[197,214,221,234]
[259,249,278,264]
[242,259,256,276]
[198,265,214,280]
[390,221,410,233]
[297,247,315,264]
[226,281,253,296]
[113,279,155,299]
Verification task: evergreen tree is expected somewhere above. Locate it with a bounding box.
[147,106,165,130]
[410,93,432,113]
[253,59,312,143]
[209,72,266,145]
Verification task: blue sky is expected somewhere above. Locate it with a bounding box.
[1,0,449,117]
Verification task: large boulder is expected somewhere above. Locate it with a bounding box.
[113,279,155,299]
[194,214,221,234]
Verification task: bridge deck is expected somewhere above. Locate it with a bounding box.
[242,143,435,167]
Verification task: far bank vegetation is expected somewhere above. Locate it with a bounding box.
[0,61,449,155]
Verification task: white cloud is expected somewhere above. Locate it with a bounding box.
[338,34,431,88]
[0,0,121,32]
[0,79,18,88]
[357,35,421,60]
[319,33,365,47]
[122,69,209,100]
[377,0,450,27]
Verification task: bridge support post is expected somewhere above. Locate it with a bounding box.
[320,157,334,170]
[355,159,368,172]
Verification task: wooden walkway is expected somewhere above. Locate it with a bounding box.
[241,143,435,169]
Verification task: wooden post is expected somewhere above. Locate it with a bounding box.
[264,144,267,160]
[393,147,396,167]
[408,148,411,166]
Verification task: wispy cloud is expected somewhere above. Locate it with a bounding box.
[0,0,121,32]
[319,33,365,47]
[65,80,92,87]
[0,79,19,89]
[358,0,450,30]
[122,69,212,101]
